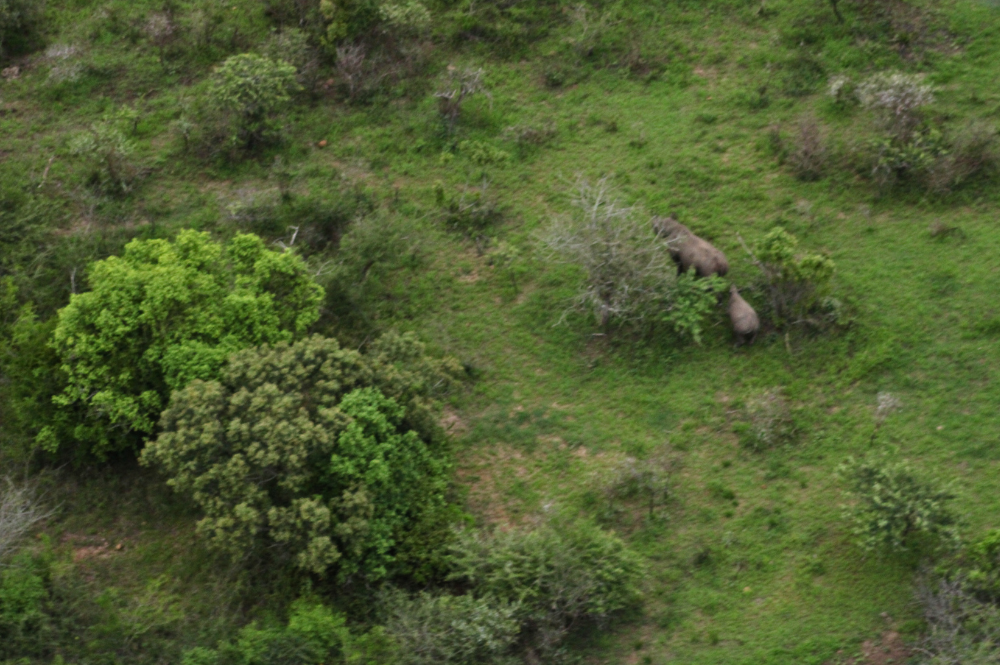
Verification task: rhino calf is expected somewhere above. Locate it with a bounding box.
[728,285,759,345]
[651,216,729,278]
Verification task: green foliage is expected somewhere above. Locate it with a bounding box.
[458,140,510,166]
[183,598,393,665]
[664,270,726,345]
[0,555,52,661]
[447,518,645,654]
[142,333,460,580]
[0,0,44,61]
[440,0,564,56]
[753,227,837,329]
[50,231,323,458]
[837,456,959,553]
[210,53,301,152]
[437,181,505,251]
[383,590,520,665]
[69,111,139,196]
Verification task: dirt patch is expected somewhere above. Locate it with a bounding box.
[838,630,910,665]
[440,407,468,437]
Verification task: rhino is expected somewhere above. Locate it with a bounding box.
[728,285,759,345]
[651,216,729,278]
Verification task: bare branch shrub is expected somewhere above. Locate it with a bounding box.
[503,122,558,148]
[600,454,676,525]
[857,72,935,142]
[335,44,368,102]
[916,576,1000,665]
[927,120,1000,194]
[789,116,826,181]
[434,67,488,133]
[735,389,796,452]
[0,478,52,563]
[539,177,675,328]
[144,12,175,66]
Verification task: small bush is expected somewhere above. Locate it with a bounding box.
[837,456,958,552]
[735,389,796,452]
[0,0,45,62]
[539,178,676,330]
[434,67,488,133]
[262,28,321,92]
[746,227,837,329]
[447,518,645,656]
[0,552,52,660]
[857,72,934,142]
[209,53,300,152]
[789,116,826,181]
[183,598,393,665]
[600,455,674,524]
[927,121,1000,194]
[383,591,520,665]
[437,180,505,253]
[0,478,51,563]
[69,110,139,196]
[663,269,726,345]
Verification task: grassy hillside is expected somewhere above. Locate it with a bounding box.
[2,0,1000,663]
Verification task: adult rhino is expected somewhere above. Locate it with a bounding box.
[651,216,729,278]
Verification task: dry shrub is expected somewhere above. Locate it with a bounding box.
[927,121,999,194]
[503,122,557,148]
[0,478,52,563]
[434,67,488,133]
[539,177,675,328]
[736,389,796,452]
[599,455,676,525]
[789,116,826,181]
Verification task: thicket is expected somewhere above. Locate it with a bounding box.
[46,231,322,459]
[143,333,461,581]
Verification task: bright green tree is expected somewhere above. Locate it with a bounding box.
[49,230,323,457]
[211,53,300,151]
[142,333,460,581]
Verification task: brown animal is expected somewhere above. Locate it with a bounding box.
[728,285,759,344]
[651,216,729,277]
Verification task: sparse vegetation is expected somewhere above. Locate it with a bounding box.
[1,0,999,662]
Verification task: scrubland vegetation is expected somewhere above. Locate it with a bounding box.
[2,0,1000,663]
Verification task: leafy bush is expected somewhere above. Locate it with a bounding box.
[746,227,837,329]
[663,269,726,345]
[142,333,461,581]
[383,591,520,665]
[262,28,321,92]
[50,231,323,458]
[183,598,394,665]
[0,552,52,660]
[539,178,675,329]
[322,211,423,334]
[837,456,959,552]
[0,0,45,61]
[69,110,139,196]
[436,180,505,253]
[209,53,301,152]
[447,518,645,655]
[734,389,797,452]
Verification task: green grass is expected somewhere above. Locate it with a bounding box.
[4,0,1000,661]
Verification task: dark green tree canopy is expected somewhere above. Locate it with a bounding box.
[142,333,461,581]
[49,230,323,457]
